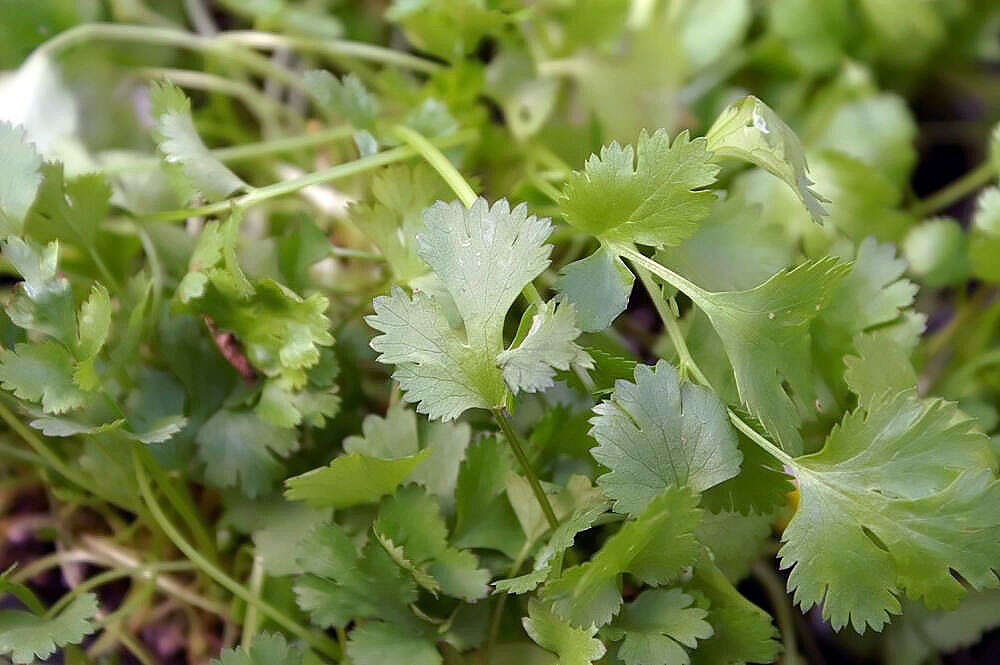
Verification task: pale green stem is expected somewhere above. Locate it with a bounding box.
[218,30,443,73]
[492,408,559,529]
[101,125,354,174]
[0,400,92,491]
[241,554,266,648]
[131,448,341,660]
[615,244,711,307]
[391,124,478,207]
[45,561,196,617]
[752,561,805,665]
[909,161,996,219]
[139,129,475,222]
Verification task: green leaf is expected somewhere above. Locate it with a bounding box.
[902,217,970,288]
[655,195,792,293]
[375,486,491,600]
[543,487,702,628]
[559,129,719,247]
[368,198,577,420]
[843,332,918,411]
[780,390,1000,632]
[304,70,379,130]
[177,210,254,303]
[452,436,525,558]
[294,523,416,628]
[606,588,713,665]
[555,246,635,332]
[212,632,304,665]
[350,164,449,284]
[347,621,442,665]
[25,163,111,265]
[687,556,780,665]
[970,187,1000,283]
[0,342,87,414]
[695,509,773,583]
[150,80,247,202]
[494,502,608,594]
[196,409,299,498]
[497,299,592,394]
[2,236,76,347]
[75,284,111,362]
[522,599,606,665]
[590,361,742,516]
[220,495,331,576]
[883,591,1000,665]
[0,593,98,664]
[0,122,42,233]
[696,257,849,454]
[285,450,430,508]
[706,95,827,222]
[700,428,795,517]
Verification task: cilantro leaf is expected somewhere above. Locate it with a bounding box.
[780,390,1000,632]
[294,523,416,628]
[590,361,742,516]
[2,236,75,347]
[347,621,442,665]
[497,299,592,394]
[212,632,303,665]
[970,187,1000,283]
[560,130,719,248]
[0,342,87,414]
[543,488,702,628]
[305,70,379,130]
[523,599,606,665]
[687,556,781,665]
[606,588,713,665]
[706,95,827,221]
[452,436,525,558]
[375,486,491,600]
[368,198,582,420]
[700,428,795,517]
[285,450,430,508]
[150,80,247,202]
[843,332,918,411]
[0,122,42,233]
[0,593,98,664]
[177,210,253,303]
[25,163,111,264]
[695,258,849,454]
[556,246,635,332]
[696,509,774,583]
[196,409,299,498]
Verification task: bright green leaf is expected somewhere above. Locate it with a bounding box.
[522,599,606,665]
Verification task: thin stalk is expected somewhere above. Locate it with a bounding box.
[131,448,341,660]
[752,561,805,665]
[492,408,559,530]
[392,124,478,207]
[616,244,711,307]
[101,125,354,174]
[32,23,314,102]
[218,30,443,73]
[241,555,265,648]
[10,550,103,583]
[136,446,218,565]
[45,562,196,617]
[0,439,47,468]
[138,129,476,222]
[909,161,996,219]
[0,400,92,491]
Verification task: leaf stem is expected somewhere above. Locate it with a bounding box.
[131,448,341,660]
[616,244,711,307]
[45,561,196,618]
[391,124,478,207]
[752,561,805,665]
[492,408,559,530]
[218,30,443,73]
[138,129,476,222]
[241,554,265,648]
[0,400,92,491]
[909,161,996,219]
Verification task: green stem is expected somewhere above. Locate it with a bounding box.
[218,31,443,73]
[487,540,534,655]
[137,447,219,565]
[0,439,47,468]
[492,408,559,530]
[45,561,196,617]
[131,448,341,660]
[391,124,478,207]
[102,125,354,174]
[139,129,476,222]
[0,400,92,491]
[752,561,805,665]
[909,161,996,219]
[241,554,265,648]
[616,244,711,307]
